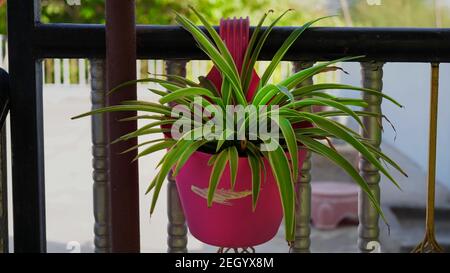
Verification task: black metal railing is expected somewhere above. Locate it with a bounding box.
[0,68,9,253]
[34,23,450,62]
[4,0,449,253]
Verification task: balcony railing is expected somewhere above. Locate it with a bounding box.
[1,0,449,253]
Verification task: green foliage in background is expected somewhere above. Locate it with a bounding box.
[38,0,329,25]
[0,1,5,34]
[349,0,450,27]
[0,0,332,34]
[2,0,450,35]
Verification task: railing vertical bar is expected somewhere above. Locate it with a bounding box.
[167,171,188,253]
[156,60,163,78]
[79,59,87,86]
[146,59,152,75]
[186,61,192,81]
[105,0,140,252]
[290,61,314,253]
[190,61,197,80]
[8,0,47,253]
[200,60,208,76]
[63,58,70,85]
[258,62,268,83]
[166,60,188,253]
[148,59,155,74]
[42,61,46,87]
[358,61,384,253]
[86,61,91,85]
[280,61,287,80]
[0,68,8,253]
[54,59,61,85]
[148,60,156,88]
[0,124,7,253]
[90,59,112,253]
[136,60,142,80]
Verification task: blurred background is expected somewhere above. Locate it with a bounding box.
[1,0,450,253]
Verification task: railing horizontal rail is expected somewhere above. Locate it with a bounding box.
[33,23,450,62]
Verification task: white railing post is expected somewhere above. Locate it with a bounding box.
[79,59,87,86]
[136,60,141,80]
[63,59,70,85]
[54,59,61,85]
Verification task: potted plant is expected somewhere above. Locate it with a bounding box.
[73,7,406,249]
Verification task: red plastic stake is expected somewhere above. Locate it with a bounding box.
[206,17,260,101]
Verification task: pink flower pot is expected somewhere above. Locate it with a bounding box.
[175,150,306,248]
[171,17,308,248]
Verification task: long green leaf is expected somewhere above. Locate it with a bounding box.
[228,146,239,190]
[317,110,380,119]
[159,87,216,104]
[149,140,194,214]
[207,149,229,207]
[260,16,333,87]
[277,117,299,181]
[297,134,387,223]
[132,119,174,134]
[189,6,240,82]
[119,115,167,122]
[278,56,364,90]
[150,72,201,88]
[247,151,261,210]
[243,9,293,94]
[241,10,272,93]
[120,138,166,154]
[112,128,169,144]
[107,78,184,95]
[133,140,176,162]
[246,142,267,185]
[291,83,403,108]
[252,84,280,105]
[267,145,295,242]
[285,97,365,129]
[299,112,401,189]
[362,140,408,178]
[307,93,369,108]
[175,12,246,105]
[71,104,172,120]
[173,140,208,176]
[147,88,169,97]
[258,84,294,105]
[221,78,233,105]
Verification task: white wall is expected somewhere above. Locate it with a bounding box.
[340,62,450,190]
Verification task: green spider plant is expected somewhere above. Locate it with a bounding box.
[73,7,406,244]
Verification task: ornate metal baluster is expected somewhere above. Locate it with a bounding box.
[90,59,112,253]
[290,61,314,253]
[166,60,188,253]
[167,170,188,253]
[0,124,7,253]
[358,62,384,253]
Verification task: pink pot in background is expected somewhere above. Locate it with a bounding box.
[176,150,306,248]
